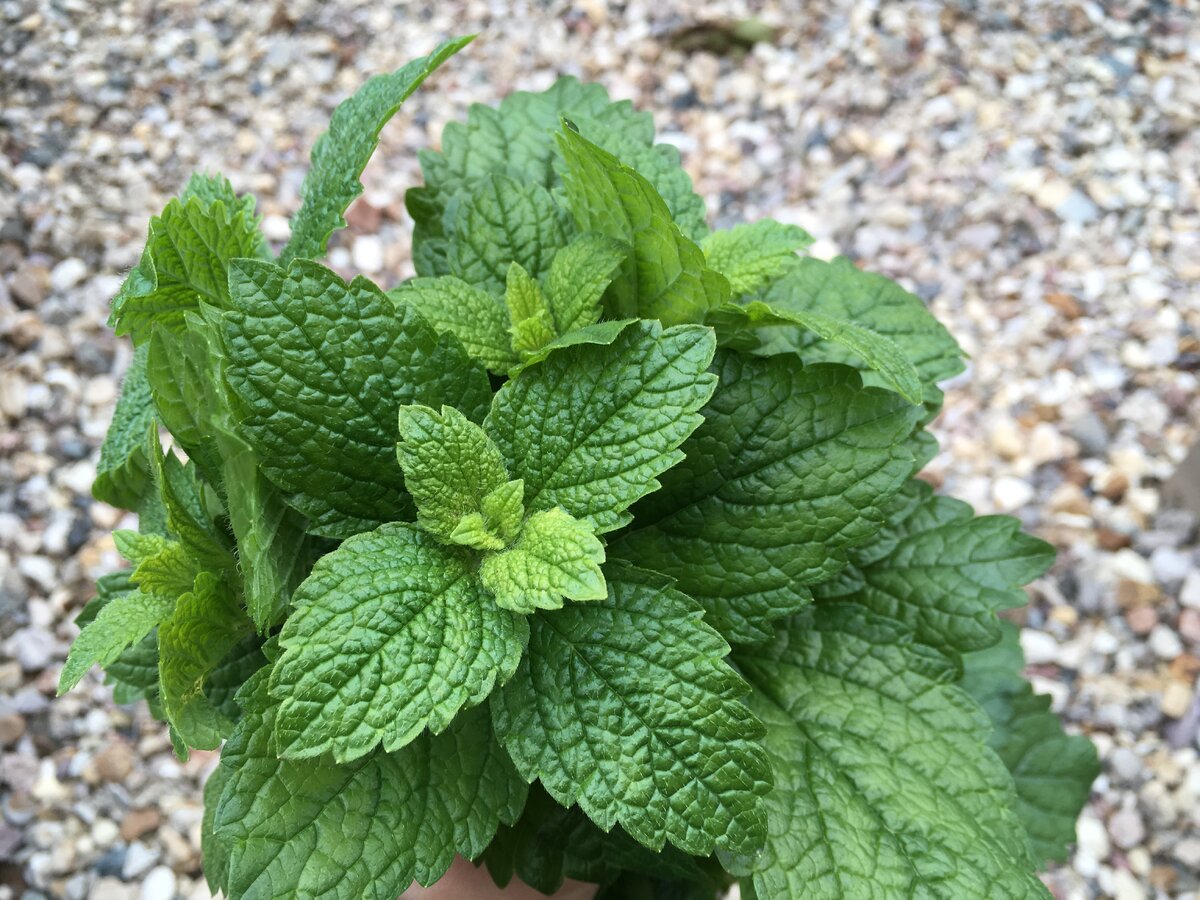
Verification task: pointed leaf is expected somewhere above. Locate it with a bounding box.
[58,588,174,693]
[480,508,606,613]
[701,220,812,295]
[92,343,155,509]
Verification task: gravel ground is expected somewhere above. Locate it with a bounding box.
[2,1,1198,898]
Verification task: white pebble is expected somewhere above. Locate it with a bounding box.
[1020,628,1058,666]
[1148,625,1183,660]
[991,476,1035,512]
[1179,569,1200,609]
[50,257,88,291]
[140,866,177,900]
[352,235,384,273]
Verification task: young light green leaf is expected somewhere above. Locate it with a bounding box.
[506,319,636,376]
[480,508,606,613]
[390,275,519,373]
[448,173,568,294]
[815,480,1055,652]
[270,523,527,763]
[115,534,200,601]
[215,673,526,900]
[480,478,526,543]
[961,622,1100,865]
[734,604,1048,899]
[492,563,770,857]
[158,571,252,751]
[396,403,510,542]
[222,258,491,538]
[149,442,234,573]
[701,220,813,295]
[759,256,965,413]
[110,192,267,345]
[505,262,557,356]
[92,343,155,510]
[58,588,175,694]
[556,127,729,326]
[485,320,717,533]
[707,300,924,405]
[613,352,920,644]
[145,324,224,484]
[543,232,627,333]
[280,36,471,264]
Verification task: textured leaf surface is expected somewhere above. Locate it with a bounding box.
[391,276,518,373]
[507,319,636,376]
[215,674,525,899]
[58,588,174,693]
[505,262,557,355]
[707,300,924,404]
[492,563,770,857]
[158,572,253,750]
[151,445,234,573]
[759,256,965,411]
[146,324,224,483]
[962,623,1099,865]
[280,37,469,263]
[614,352,919,644]
[480,508,606,613]
[223,259,491,538]
[594,136,709,243]
[815,481,1055,651]
[735,605,1047,899]
[270,523,527,762]
[486,320,716,533]
[543,232,627,333]
[93,343,155,509]
[701,220,812,294]
[395,403,511,542]
[202,763,232,896]
[556,128,728,326]
[447,173,568,294]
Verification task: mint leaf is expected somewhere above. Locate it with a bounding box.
[542,232,627,333]
[111,191,266,345]
[492,563,770,857]
[395,403,510,542]
[505,262,557,356]
[58,588,174,693]
[215,673,526,898]
[707,300,924,404]
[150,442,234,573]
[223,258,491,538]
[701,220,812,295]
[391,276,518,373]
[735,605,1048,899]
[556,127,729,326]
[145,325,224,483]
[507,319,636,376]
[815,481,1055,651]
[116,533,200,601]
[759,256,965,412]
[201,763,231,896]
[486,320,717,533]
[614,352,920,644]
[93,344,155,509]
[479,478,526,542]
[447,173,568,293]
[594,135,709,243]
[270,523,527,762]
[480,508,606,613]
[962,622,1099,865]
[158,571,252,751]
[279,36,471,263]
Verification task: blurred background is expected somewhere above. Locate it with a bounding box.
[1,1,1198,898]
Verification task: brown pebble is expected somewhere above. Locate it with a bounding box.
[1116,580,1161,609]
[0,714,26,747]
[1097,470,1130,501]
[1125,605,1157,635]
[1097,528,1133,551]
[91,740,134,783]
[119,807,161,842]
[1149,865,1178,892]
[1045,291,1084,320]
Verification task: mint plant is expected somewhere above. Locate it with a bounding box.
[62,36,1098,899]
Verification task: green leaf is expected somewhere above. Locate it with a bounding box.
[734,604,1048,899]
[158,571,253,751]
[447,173,568,293]
[479,478,526,543]
[480,508,606,613]
[203,633,268,722]
[492,562,771,857]
[93,343,155,509]
[594,135,709,243]
[507,319,636,376]
[505,261,557,356]
[486,320,717,533]
[556,127,729,326]
[149,442,234,573]
[58,588,174,693]
[701,220,812,295]
[279,36,471,264]
[145,325,224,484]
[391,275,518,373]
[542,232,627,333]
[815,481,1055,652]
[215,673,525,899]
[270,523,527,762]
[120,535,201,601]
[222,258,491,538]
[111,191,267,344]
[707,300,924,405]
[961,622,1099,865]
[395,403,511,542]
[202,762,232,896]
[613,352,920,644]
[758,256,965,412]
